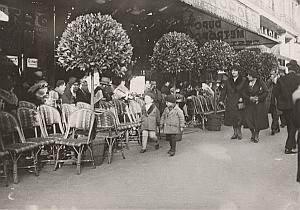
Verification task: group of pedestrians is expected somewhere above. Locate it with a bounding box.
[220,60,300,152]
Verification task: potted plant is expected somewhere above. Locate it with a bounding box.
[57,13,133,108]
[150,32,199,95]
[198,40,236,131]
[56,13,133,165]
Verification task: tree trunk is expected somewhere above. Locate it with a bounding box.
[173,74,176,96]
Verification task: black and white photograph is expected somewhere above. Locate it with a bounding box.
[0,0,300,209]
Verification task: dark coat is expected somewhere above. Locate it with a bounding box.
[273,72,300,111]
[293,98,300,182]
[160,105,185,135]
[242,79,269,130]
[62,85,77,104]
[220,76,246,126]
[265,79,281,114]
[140,103,160,132]
[76,88,91,104]
[147,88,164,114]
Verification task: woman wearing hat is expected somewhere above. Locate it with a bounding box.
[219,68,246,140]
[62,79,79,104]
[242,69,269,143]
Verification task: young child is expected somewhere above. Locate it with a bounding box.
[140,92,160,153]
[160,95,185,156]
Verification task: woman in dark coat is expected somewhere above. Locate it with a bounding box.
[242,70,269,143]
[220,69,246,140]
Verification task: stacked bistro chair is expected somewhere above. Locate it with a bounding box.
[96,100,112,110]
[95,109,125,164]
[112,99,141,147]
[0,135,9,186]
[19,101,37,110]
[54,108,96,174]
[61,104,79,130]
[0,111,41,184]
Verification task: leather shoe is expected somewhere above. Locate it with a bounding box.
[139,149,146,153]
[285,148,297,154]
[169,151,175,156]
[155,144,159,150]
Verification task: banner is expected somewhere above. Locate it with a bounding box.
[181,0,260,33]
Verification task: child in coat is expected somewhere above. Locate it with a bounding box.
[140,92,160,153]
[160,95,185,156]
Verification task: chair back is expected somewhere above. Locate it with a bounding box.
[17,107,47,138]
[39,105,64,134]
[61,104,79,127]
[19,101,37,110]
[96,110,117,130]
[0,111,24,143]
[96,101,112,110]
[76,102,92,109]
[64,108,95,142]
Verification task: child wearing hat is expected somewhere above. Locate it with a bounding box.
[140,92,161,153]
[160,94,185,156]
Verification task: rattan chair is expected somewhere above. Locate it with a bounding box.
[76,102,92,110]
[39,105,64,136]
[54,108,96,174]
[19,101,37,110]
[0,111,40,184]
[61,104,79,129]
[0,135,9,186]
[95,109,125,164]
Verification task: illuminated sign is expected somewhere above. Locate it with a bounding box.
[0,4,9,22]
[27,58,38,68]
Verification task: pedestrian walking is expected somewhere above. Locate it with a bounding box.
[292,84,300,182]
[140,92,160,153]
[160,95,185,156]
[219,69,246,140]
[265,68,281,135]
[274,60,300,154]
[242,69,269,143]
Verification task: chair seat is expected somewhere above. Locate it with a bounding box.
[117,122,140,131]
[55,138,89,147]
[97,131,119,139]
[27,137,56,146]
[5,143,40,153]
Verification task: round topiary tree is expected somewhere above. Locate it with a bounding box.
[199,40,236,81]
[259,52,279,81]
[57,13,133,107]
[236,49,261,77]
[150,31,199,95]
[198,40,235,115]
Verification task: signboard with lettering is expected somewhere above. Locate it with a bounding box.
[27,58,38,68]
[0,4,9,22]
[181,0,260,33]
[183,7,276,48]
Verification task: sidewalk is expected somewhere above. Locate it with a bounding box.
[0,126,300,210]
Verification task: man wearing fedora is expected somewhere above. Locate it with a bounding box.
[94,77,113,102]
[274,60,300,154]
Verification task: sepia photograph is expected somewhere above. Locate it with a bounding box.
[0,0,300,209]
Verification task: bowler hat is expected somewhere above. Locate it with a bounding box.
[165,95,176,104]
[286,60,300,72]
[100,77,111,85]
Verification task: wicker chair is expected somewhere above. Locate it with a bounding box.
[54,108,96,174]
[0,135,9,186]
[39,105,64,136]
[95,109,125,164]
[76,102,92,110]
[61,104,79,129]
[19,101,37,110]
[0,111,40,184]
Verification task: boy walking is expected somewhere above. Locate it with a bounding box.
[160,95,185,156]
[140,92,160,153]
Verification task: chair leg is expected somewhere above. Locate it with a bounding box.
[76,146,83,175]
[1,158,8,187]
[119,137,125,160]
[106,137,115,164]
[32,150,39,176]
[125,130,129,149]
[87,145,96,169]
[12,153,18,184]
[54,146,61,171]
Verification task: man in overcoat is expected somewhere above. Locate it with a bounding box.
[273,60,300,154]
